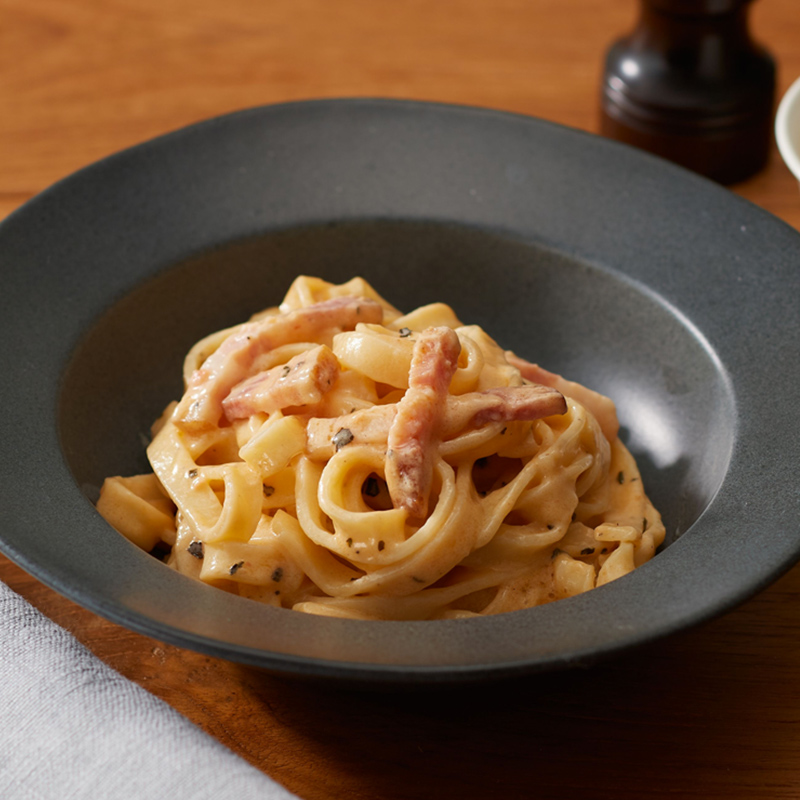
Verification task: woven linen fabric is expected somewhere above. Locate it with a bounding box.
[0,581,298,800]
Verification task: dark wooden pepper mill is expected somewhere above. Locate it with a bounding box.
[600,0,776,184]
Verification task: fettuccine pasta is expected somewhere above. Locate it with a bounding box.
[97,276,665,620]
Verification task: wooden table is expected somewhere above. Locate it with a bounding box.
[2,1,800,797]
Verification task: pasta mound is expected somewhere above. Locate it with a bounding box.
[97,276,665,620]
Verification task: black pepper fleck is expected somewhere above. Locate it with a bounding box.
[229,561,244,575]
[378,540,385,551]
[187,541,204,559]
[398,327,412,337]
[271,567,283,582]
[617,471,625,484]
[332,427,354,450]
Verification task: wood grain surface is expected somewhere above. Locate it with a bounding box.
[2,1,800,798]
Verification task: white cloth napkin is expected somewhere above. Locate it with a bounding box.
[0,581,299,800]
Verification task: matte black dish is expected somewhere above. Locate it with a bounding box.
[1,99,798,683]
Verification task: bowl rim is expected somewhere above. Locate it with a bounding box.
[776,74,800,181]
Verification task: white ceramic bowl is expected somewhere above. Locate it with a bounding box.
[776,74,800,185]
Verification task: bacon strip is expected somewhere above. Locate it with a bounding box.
[505,351,619,441]
[459,385,566,428]
[222,345,340,421]
[174,296,383,431]
[384,327,461,519]
[305,384,566,459]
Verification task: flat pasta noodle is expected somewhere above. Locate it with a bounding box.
[96,275,666,620]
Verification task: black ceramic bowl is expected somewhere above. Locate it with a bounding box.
[1,99,799,684]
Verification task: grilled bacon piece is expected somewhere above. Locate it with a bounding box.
[222,345,340,421]
[505,352,619,442]
[384,327,462,518]
[305,383,566,459]
[174,296,383,431]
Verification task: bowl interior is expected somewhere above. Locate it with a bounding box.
[60,219,735,552]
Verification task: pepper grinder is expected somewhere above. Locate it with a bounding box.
[600,0,775,184]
